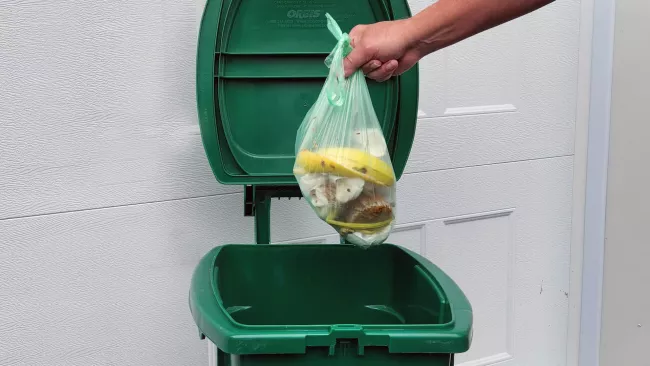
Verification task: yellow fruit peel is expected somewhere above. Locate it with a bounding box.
[326,216,393,232]
[295,148,395,186]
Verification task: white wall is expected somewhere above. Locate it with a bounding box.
[0,1,581,365]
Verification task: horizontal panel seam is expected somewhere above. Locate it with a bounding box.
[0,191,243,223]
[404,153,574,175]
[1,154,573,222]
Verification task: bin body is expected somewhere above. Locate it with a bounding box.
[211,346,453,365]
[190,244,472,365]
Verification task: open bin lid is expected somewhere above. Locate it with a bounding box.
[197,0,419,185]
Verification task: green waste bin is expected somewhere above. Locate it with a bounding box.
[191,0,473,364]
[190,244,472,366]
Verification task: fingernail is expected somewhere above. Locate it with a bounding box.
[387,61,397,70]
[372,61,381,68]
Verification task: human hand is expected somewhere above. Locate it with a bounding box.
[344,19,422,81]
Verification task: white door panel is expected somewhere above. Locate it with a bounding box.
[406,0,579,175]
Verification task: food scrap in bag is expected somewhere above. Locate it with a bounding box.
[293,14,397,248]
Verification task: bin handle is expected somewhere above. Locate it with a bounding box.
[329,324,364,337]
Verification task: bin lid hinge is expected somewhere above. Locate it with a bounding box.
[243,185,303,244]
[243,185,303,217]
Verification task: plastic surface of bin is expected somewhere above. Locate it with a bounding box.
[196,0,419,185]
[190,244,472,365]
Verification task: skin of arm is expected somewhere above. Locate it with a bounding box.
[344,0,555,81]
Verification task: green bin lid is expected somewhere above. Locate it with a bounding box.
[197,0,419,185]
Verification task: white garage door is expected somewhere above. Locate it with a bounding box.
[0,1,578,365]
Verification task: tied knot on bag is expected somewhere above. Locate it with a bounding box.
[324,13,353,107]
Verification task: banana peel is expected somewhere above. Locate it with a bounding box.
[294,148,395,186]
[327,216,394,232]
[325,205,393,232]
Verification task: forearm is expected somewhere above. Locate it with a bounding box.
[407,0,555,55]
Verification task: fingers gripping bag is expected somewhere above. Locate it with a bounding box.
[293,14,397,249]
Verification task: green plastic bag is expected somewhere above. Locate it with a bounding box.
[293,14,397,248]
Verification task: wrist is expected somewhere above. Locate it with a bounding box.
[396,17,420,47]
[401,12,440,58]
[405,3,454,56]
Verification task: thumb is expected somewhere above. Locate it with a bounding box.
[344,48,369,77]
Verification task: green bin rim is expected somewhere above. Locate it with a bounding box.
[189,244,473,355]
